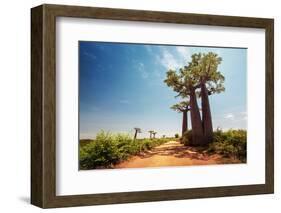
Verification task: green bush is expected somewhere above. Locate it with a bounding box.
[79,131,169,170]
[208,129,247,162]
[181,130,192,145]
[79,139,93,147]
[79,131,120,169]
[180,129,246,162]
[175,133,179,138]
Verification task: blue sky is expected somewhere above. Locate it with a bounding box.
[79,41,247,139]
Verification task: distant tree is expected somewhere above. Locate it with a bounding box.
[152,131,157,139]
[148,130,154,139]
[162,135,166,138]
[134,127,142,140]
[175,133,179,138]
[171,101,190,137]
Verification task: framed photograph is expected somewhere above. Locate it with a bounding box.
[31,4,274,208]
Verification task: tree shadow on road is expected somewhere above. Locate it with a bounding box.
[137,141,212,161]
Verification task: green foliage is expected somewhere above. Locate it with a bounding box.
[79,131,169,170]
[181,130,192,145]
[171,101,190,113]
[180,129,247,162]
[175,133,179,138]
[79,139,93,147]
[164,52,225,99]
[79,131,120,170]
[207,129,247,162]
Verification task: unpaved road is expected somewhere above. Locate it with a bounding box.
[114,141,240,169]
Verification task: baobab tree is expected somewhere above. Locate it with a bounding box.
[171,101,190,137]
[134,127,142,140]
[164,52,225,145]
[193,52,225,143]
[165,64,204,145]
[148,130,154,139]
[152,131,157,139]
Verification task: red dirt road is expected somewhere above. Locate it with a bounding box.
[114,141,240,169]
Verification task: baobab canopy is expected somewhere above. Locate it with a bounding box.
[170,101,190,113]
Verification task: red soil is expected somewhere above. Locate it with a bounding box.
[114,141,240,169]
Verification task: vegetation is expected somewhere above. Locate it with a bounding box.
[181,129,247,162]
[79,131,171,169]
[79,139,93,147]
[208,129,247,162]
[181,130,192,145]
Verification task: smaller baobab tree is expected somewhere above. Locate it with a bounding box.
[171,101,190,137]
[134,127,142,140]
[152,131,157,139]
[148,130,154,139]
[162,135,166,138]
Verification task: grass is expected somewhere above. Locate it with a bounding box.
[79,131,171,170]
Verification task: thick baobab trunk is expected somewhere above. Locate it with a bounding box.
[182,110,188,137]
[189,87,204,145]
[201,82,213,144]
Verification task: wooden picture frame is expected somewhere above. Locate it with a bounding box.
[31,4,274,208]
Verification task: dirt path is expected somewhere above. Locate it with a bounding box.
[114,141,240,169]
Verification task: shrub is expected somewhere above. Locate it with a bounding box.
[79,139,93,147]
[175,133,179,138]
[181,130,192,145]
[208,129,247,162]
[79,131,120,169]
[79,131,169,170]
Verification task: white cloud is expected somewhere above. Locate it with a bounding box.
[224,113,234,120]
[176,46,191,61]
[156,48,181,70]
[240,111,248,120]
[213,110,247,130]
[214,111,247,129]
[156,46,191,70]
[136,62,149,79]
